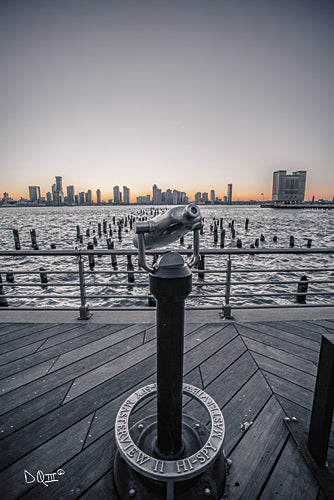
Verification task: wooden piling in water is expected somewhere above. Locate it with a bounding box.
[290,236,295,247]
[127,255,135,282]
[198,255,205,279]
[220,229,225,248]
[213,225,218,244]
[13,229,21,250]
[30,229,39,249]
[76,225,81,239]
[39,267,48,288]
[6,272,14,283]
[236,239,242,248]
[296,275,308,304]
[87,242,95,269]
[245,218,249,230]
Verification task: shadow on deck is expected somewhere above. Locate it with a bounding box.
[0,314,333,499]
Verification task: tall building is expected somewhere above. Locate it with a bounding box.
[66,185,75,204]
[86,189,92,204]
[210,189,216,204]
[78,192,85,204]
[113,186,120,204]
[272,170,307,202]
[28,186,41,201]
[152,184,162,205]
[96,189,101,205]
[53,176,64,204]
[227,184,232,205]
[195,192,202,204]
[123,186,130,204]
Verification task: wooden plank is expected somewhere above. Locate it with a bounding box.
[36,323,95,349]
[265,320,323,341]
[263,372,314,411]
[49,323,152,371]
[227,395,289,500]
[236,324,319,363]
[241,321,321,352]
[200,334,246,387]
[21,429,117,500]
[252,351,316,392]
[0,322,52,339]
[0,322,64,347]
[0,340,45,369]
[79,470,116,500]
[183,323,237,375]
[222,370,272,455]
[0,324,143,379]
[185,351,258,424]
[62,337,157,403]
[311,320,334,331]
[261,436,319,499]
[0,382,72,438]
[242,336,318,377]
[0,416,93,499]
[1,358,57,394]
[0,333,146,414]
[62,323,225,404]
[0,322,128,355]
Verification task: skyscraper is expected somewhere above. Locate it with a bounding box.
[227,184,232,205]
[66,185,75,204]
[113,186,120,204]
[272,170,307,202]
[123,186,130,204]
[96,189,101,204]
[53,176,64,204]
[86,189,92,204]
[28,186,41,201]
[152,184,162,205]
[210,189,216,204]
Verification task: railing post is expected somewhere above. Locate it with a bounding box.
[222,254,233,319]
[307,334,334,466]
[78,255,91,320]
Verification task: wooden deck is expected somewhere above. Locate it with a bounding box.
[0,314,333,499]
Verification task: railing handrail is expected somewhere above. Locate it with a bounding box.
[1,246,333,318]
[0,246,334,257]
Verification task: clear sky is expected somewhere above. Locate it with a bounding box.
[1,0,334,202]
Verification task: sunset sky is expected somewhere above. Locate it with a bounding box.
[1,0,334,202]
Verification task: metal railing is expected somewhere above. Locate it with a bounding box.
[0,247,333,319]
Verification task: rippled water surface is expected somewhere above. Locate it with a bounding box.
[0,205,333,309]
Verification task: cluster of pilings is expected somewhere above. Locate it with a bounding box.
[207,217,313,250]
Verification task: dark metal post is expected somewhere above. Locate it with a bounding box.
[307,334,334,466]
[223,255,233,319]
[149,252,192,459]
[78,255,91,320]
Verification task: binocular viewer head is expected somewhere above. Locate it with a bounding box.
[133,203,202,250]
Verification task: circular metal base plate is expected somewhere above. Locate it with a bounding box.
[113,414,226,499]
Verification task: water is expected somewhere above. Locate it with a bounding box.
[0,205,333,309]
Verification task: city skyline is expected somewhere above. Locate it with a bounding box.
[1,1,334,201]
[2,170,333,205]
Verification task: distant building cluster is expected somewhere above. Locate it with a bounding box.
[136,184,232,206]
[0,177,131,206]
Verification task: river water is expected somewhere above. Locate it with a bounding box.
[0,205,333,309]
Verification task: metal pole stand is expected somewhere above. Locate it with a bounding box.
[113,242,226,498]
